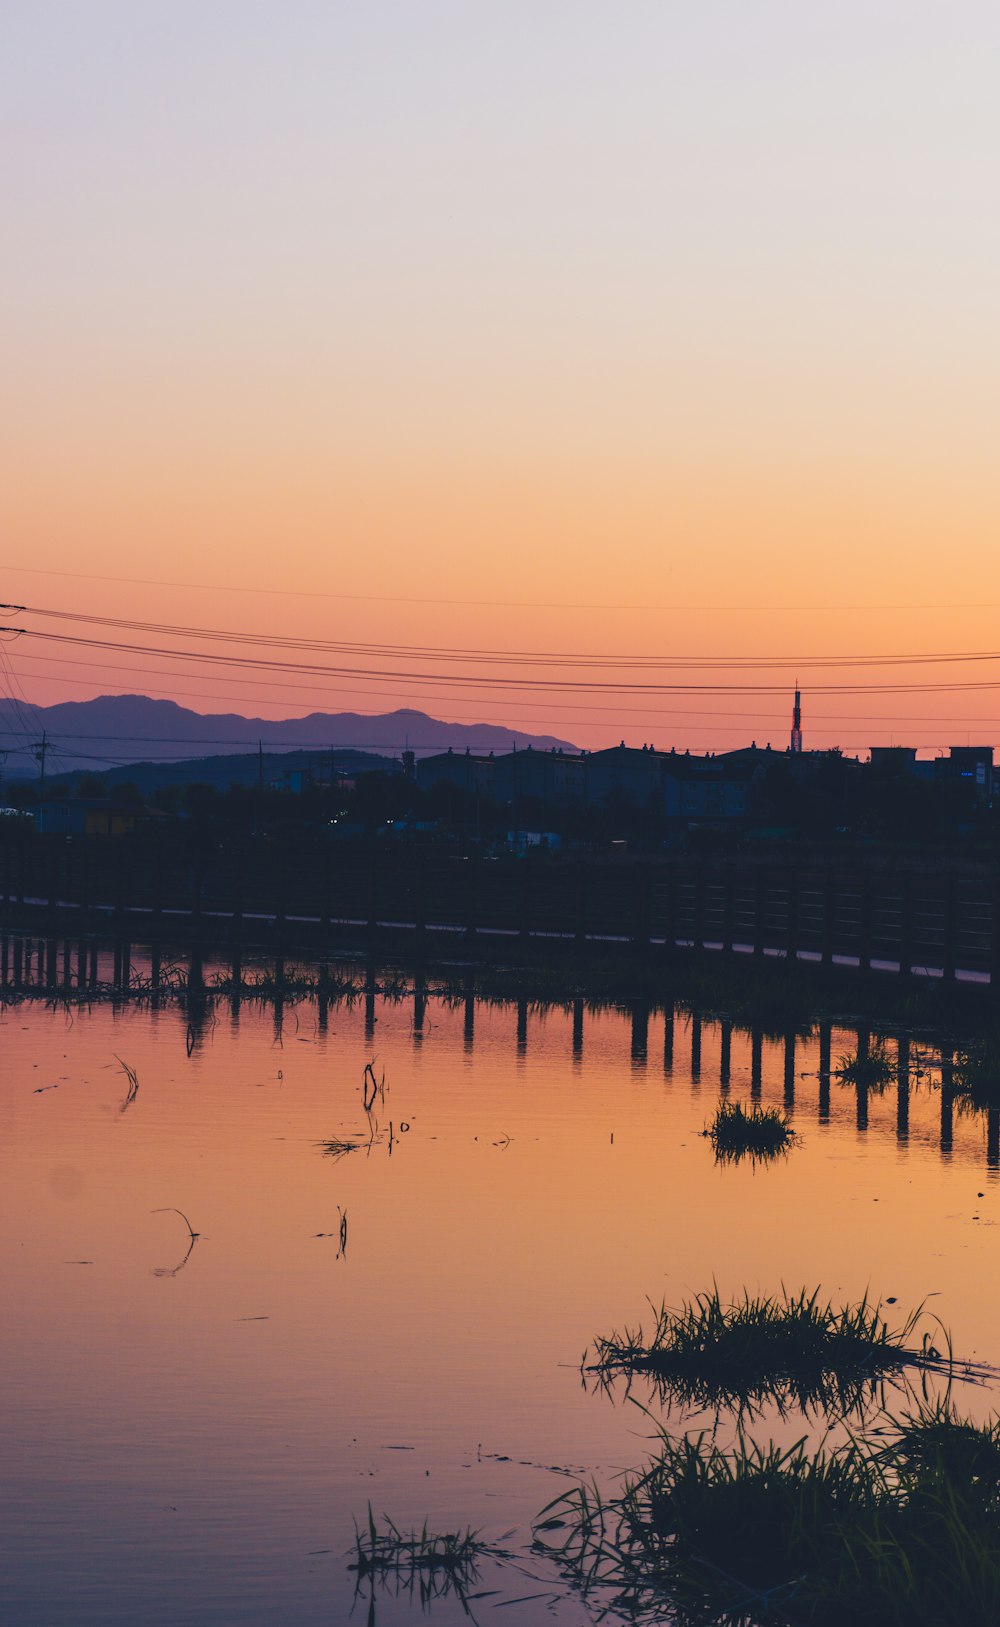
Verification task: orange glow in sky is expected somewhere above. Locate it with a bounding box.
[3,3,999,752]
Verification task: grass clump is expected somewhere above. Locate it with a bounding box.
[953,1034,1000,1109]
[536,1402,1000,1626]
[349,1507,512,1613]
[587,1287,941,1416]
[835,1039,895,1088]
[318,1136,360,1161]
[706,1101,795,1164]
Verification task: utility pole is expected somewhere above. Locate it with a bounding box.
[32,731,48,831]
[33,730,48,795]
[253,739,263,836]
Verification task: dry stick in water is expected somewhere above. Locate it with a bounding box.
[150,1208,201,1278]
[114,1054,139,1113]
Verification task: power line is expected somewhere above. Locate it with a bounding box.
[19,627,1000,696]
[7,559,1000,614]
[13,602,1000,670]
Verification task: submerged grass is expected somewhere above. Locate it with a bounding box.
[835,1039,896,1089]
[318,1136,360,1161]
[350,1508,489,1580]
[586,1287,945,1417]
[536,1400,1000,1626]
[706,1101,795,1164]
[349,1506,515,1616]
[953,1034,1000,1109]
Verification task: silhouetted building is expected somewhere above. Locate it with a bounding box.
[870,747,919,772]
[663,757,758,822]
[584,744,666,810]
[415,749,496,798]
[941,746,994,808]
[790,687,802,754]
[42,799,167,837]
[492,746,585,808]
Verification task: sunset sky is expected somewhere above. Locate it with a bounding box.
[3,2,999,753]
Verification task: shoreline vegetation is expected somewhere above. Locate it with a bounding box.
[534,1398,1000,1627]
[2,933,998,1047]
[705,1102,796,1164]
[353,1289,1000,1626]
[582,1288,962,1417]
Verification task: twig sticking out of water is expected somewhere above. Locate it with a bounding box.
[152,1206,200,1240]
[115,1055,139,1113]
[363,1061,385,1113]
[150,1208,200,1278]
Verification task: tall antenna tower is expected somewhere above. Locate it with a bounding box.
[790,685,802,754]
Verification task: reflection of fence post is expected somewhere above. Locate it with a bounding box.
[630,1001,649,1065]
[364,960,376,1039]
[940,1046,954,1153]
[720,1019,732,1090]
[896,1035,910,1142]
[783,1031,795,1107]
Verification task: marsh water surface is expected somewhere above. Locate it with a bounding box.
[2,949,999,1624]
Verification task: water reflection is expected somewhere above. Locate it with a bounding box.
[4,933,1000,1626]
[3,932,1000,1167]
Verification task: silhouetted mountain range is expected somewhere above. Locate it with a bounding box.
[0,695,576,779]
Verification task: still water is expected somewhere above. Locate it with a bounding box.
[2,949,999,1625]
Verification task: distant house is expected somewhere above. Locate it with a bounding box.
[415,749,496,798]
[268,768,307,794]
[42,799,167,837]
[584,744,666,810]
[663,757,757,823]
[492,746,586,807]
[940,746,994,807]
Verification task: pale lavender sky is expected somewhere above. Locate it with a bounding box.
[3,3,999,749]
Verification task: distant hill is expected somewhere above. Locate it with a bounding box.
[37,747,393,799]
[0,695,577,779]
